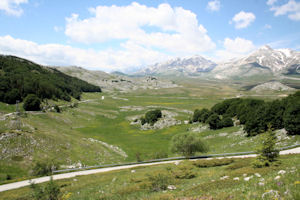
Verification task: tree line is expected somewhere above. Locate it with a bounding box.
[0,55,101,104]
[192,91,300,135]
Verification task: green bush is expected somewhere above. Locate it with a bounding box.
[173,163,196,179]
[220,116,233,128]
[30,177,61,200]
[171,132,208,157]
[141,109,162,125]
[147,172,173,192]
[32,161,58,176]
[193,158,234,168]
[206,113,222,130]
[23,94,41,111]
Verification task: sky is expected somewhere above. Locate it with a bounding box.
[0,0,299,72]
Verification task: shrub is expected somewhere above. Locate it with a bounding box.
[23,94,41,111]
[31,177,61,200]
[193,158,234,168]
[220,116,234,128]
[32,161,58,176]
[141,109,162,125]
[206,113,222,130]
[173,162,196,179]
[147,172,173,192]
[171,132,208,157]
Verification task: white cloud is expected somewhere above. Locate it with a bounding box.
[65,2,215,55]
[0,0,28,16]
[231,11,256,29]
[0,35,172,72]
[207,0,221,12]
[269,0,300,21]
[267,0,277,6]
[216,37,256,60]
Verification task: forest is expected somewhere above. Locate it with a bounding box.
[0,55,101,104]
[192,91,300,135]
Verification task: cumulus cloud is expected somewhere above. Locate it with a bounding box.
[231,11,256,29]
[268,0,300,21]
[216,37,256,60]
[206,0,220,12]
[65,2,215,54]
[0,35,170,72]
[0,0,28,16]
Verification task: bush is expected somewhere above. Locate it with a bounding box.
[32,161,58,176]
[31,177,61,200]
[172,162,196,179]
[147,172,173,192]
[193,158,234,168]
[23,94,41,111]
[192,108,211,123]
[141,109,162,125]
[171,132,208,157]
[220,116,234,128]
[206,113,222,130]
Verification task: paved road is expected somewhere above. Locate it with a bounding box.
[0,147,300,193]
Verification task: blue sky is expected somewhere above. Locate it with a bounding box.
[0,0,299,72]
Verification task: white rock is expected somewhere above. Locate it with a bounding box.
[244,176,253,181]
[73,178,77,182]
[220,176,229,180]
[258,182,265,186]
[274,176,281,180]
[260,178,265,182]
[174,161,180,165]
[255,173,261,177]
[167,185,176,190]
[233,177,239,181]
[278,170,286,175]
[131,170,136,173]
[243,174,247,177]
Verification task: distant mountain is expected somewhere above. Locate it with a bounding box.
[137,55,216,76]
[212,45,300,80]
[0,55,101,104]
[136,46,300,80]
[56,66,178,92]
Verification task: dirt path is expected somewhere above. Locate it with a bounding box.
[0,147,299,193]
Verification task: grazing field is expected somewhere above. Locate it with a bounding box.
[0,154,299,200]
[0,82,299,184]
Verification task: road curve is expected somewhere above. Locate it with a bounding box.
[1,147,300,193]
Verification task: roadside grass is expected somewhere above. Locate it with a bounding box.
[0,154,299,200]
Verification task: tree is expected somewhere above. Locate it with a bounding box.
[206,113,221,130]
[171,132,208,157]
[31,177,61,200]
[4,88,21,104]
[283,101,300,135]
[23,94,41,111]
[253,127,279,167]
[142,109,162,125]
[221,115,233,128]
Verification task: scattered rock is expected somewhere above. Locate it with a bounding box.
[220,176,229,180]
[233,177,239,181]
[167,185,176,190]
[255,173,261,177]
[278,170,286,175]
[274,176,281,180]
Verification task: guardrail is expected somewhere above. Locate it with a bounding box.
[52,144,300,174]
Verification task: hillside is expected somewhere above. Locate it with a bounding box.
[0,55,101,104]
[56,66,178,92]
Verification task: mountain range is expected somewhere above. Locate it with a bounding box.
[136,45,300,80]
